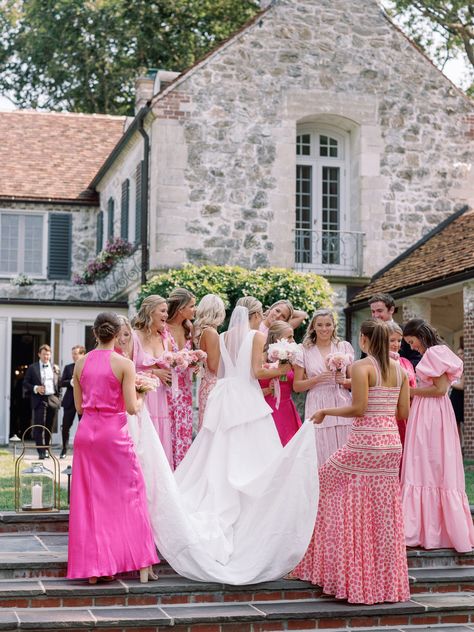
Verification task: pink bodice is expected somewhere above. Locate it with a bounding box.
[80,349,124,414]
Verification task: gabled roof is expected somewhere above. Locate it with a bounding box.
[350,205,473,306]
[0,110,126,205]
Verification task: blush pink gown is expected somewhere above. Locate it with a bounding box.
[132,331,173,469]
[401,345,474,552]
[296,341,354,467]
[259,371,302,446]
[67,349,159,579]
[292,357,409,604]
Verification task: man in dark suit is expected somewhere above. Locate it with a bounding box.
[59,345,85,459]
[23,344,61,459]
[369,292,422,368]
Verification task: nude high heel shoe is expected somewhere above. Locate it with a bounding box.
[139,567,149,583]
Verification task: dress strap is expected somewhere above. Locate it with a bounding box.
[368,356,382,387]
[395,361,403,388]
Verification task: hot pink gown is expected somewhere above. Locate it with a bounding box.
[166,329,193,469]
[67,349,159,579]
[292,357,409,604]
[296,341,354,467]
[259,371,302,446]
[132,331,173,469]
[401,345,474,552]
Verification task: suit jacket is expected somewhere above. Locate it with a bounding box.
[60,363,75,410]
[23,361,60,410]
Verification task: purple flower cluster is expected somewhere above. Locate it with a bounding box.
[73,238,133,285]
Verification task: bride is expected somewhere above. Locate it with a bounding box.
[128,301,319,585]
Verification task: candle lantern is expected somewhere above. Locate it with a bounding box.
[14,426,61,513]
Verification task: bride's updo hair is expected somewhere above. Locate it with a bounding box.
[132,295,167,335]
[193,294,226,345]
[93,312,121,343]
[360,319,390,380]
[263,321,293,353]
[236,296,263,318]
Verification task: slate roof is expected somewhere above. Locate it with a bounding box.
[350,205,473,306]
[0,110,126,204]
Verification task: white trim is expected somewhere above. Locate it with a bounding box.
[0,211,47,278]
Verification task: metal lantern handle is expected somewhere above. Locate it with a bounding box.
[21,425,53,448]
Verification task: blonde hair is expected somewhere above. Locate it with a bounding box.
[303,308,338,347]
[360,319,390,380]
[386,321,403,337]
[236,296,263,317]
[264,299,294,322]
[132,295,167,335]
[117,315,132,334]
[263,321,293,353]
[193,294,226,345]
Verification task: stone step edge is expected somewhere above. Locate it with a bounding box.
[1,593,474,626]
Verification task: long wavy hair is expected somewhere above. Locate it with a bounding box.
[403,318,444,350]
[360,319,390,380]
[167,288,195,340]
[302,308,338,347]
[132,295,167,335]
[193,294,226,345]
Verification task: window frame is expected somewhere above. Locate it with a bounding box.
[0,210,47,278]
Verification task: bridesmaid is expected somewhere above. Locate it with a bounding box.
[166,287,196,468]
[293,308,354,467]
[401,318,474,552]
[259,299,308,336]
[259,321,302,446]
[131,296,173,468]
[387,321,416,451]
[292,320,410,604]
[193,294,226,432]
[67,312,159,584]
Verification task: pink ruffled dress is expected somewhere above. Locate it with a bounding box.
[132,331,173,469]
[401,345,474,552]
[67,349,159,579]
[292,357,409,604]
[296,341,354,467]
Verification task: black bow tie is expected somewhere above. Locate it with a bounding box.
[42,364,49,368]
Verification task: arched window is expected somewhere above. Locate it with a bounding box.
[295,126,349,270]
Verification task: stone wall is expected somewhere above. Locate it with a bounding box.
[148,0,474,278]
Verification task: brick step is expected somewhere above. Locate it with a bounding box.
[0,512,69,533]
[3,567,474,609]
[0,592,473,631]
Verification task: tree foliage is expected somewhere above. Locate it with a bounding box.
[0,0,260,114]
[137,264,334,339]
[385,1,474,91]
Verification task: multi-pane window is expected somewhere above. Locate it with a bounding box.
[295,129,347,267]
[0,213,44,276]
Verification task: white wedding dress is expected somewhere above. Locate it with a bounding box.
[128,307,319,585]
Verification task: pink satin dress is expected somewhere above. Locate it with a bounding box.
[259,371,302,446]
[67,349,158,579]
[132,331,173,468]
[401,345,474,552]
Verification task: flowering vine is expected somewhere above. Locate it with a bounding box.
[73,238,133,285]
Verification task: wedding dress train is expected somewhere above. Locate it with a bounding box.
[128,307,319,585]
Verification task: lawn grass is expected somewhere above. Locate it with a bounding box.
[0,448,69,511]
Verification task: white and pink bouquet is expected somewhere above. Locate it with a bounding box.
[325,352,353,375]
[135,372,160,394]
[158,348,208,394]
[267,339,300,382]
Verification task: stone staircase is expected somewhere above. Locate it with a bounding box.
[1,512,474,631]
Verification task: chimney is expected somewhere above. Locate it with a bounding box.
[135,68,158,114]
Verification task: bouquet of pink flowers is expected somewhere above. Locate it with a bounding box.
[135,372,160,394]
[158,348,208,394]
[325,352,353,374]
[267,338,300,382]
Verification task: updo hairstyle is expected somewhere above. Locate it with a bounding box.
[93,312,121,343]
[236,296,263,317]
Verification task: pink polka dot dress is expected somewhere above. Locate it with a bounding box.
[292,356,410,604]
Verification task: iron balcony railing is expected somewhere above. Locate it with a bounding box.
[294,229,364,276]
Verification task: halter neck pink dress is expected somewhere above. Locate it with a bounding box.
[67,349,158,579]
[259,371,302,446]
[292,357,409,604]
[132,330,173,469]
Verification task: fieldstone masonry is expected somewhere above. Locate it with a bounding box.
[148,0,473,283]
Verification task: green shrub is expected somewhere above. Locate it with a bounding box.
[137,265,333,339]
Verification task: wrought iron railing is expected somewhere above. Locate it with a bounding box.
[294,229,364,276]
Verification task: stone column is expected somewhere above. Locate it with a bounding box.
[401,297,432,323]
[463,282,474,459]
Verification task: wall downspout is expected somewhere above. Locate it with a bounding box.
[138,113,150,286]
